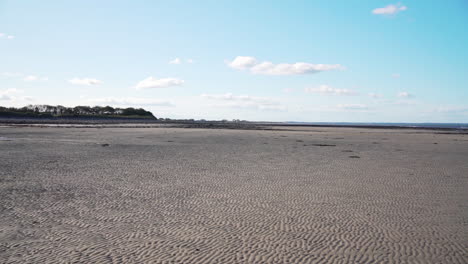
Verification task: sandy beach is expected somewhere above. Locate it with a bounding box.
[0,125,467,263]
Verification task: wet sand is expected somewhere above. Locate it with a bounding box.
[0,126,467,263]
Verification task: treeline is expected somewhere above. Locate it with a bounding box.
[0,105,156,119]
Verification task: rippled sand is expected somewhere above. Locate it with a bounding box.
[1,126,467,263]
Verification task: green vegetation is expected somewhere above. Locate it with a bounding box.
[0,105,156,119]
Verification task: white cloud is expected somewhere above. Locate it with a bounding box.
[3,72,47,81]
[1,72,23,77]
[201,93,286,111]
[219,102,286,111]
[24,75,48,82]
[69,78,102,86]
[252,62,343,75]
[397,91,413,98]
[0,33,15,39]
[0,91,13,101]
[169,58,195,64]
[169,58,181,64]
[87,97,174,107]
[0,94,12,101]
[305,85,358,96]
[368,93,383,98]
[0,88,21,95]
[228,56,344,75]
[372,4,407,15]
[24,75,38,81]
[201,93,271,103]
[0,88,33,104]
[435,106,468,114]
[257,104,286,111]
[337,104,368,110]
[134,77,184,90]
[3,72,48,81]
[393,99,418,106]
[392,73,401,78]
[228,56,258,70]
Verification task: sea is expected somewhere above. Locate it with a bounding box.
[283,122,468,130]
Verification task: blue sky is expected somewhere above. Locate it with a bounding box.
[1,0,467,122]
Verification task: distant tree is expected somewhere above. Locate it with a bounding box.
[0,105,156,119]
[102,106,115,114]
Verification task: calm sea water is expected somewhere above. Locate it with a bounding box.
[284,122,468,129]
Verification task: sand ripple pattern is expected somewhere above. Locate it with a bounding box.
[0,127,467,263]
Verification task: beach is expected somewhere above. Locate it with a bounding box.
[0,125,467,263]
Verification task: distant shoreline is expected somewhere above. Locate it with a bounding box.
[1,117,467,133]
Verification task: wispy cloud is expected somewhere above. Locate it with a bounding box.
[372,3,407,15]
[201,93,271,102]
[169,58,195,64]
[0,33,15,40]
[169,58,181,64]
[69,78,102,86]
[0,88,33,103]
[86,97,175,107]
[24,75,48,82]
[435,106,468,114]
[2,72,48,81]
[368,93,383,98]
[1,72,23,78]
[0,89,15,101]
[397,91,413,98]
[134,77,184,90]
[392,73,401,78]
[227,56,344,75]
[201,93,286,111]
[337,104,368,110]
[305,85,358,96]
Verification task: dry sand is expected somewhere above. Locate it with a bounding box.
[0,126,467,263]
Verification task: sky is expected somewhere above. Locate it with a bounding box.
[1,0,467,122]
